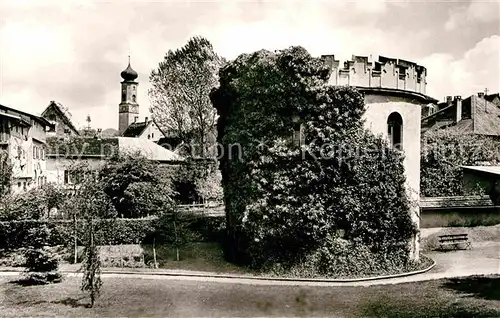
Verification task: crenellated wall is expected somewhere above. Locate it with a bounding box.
[322,55,427,95]
[320,54,437,260]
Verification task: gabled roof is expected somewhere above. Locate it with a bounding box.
[42,101,80,135]
[122,121,150,137]
[485,93,500,103]
[0,103,52,127]
[118,137,184,162]
[122,119,167,139]
[46,136,184,162]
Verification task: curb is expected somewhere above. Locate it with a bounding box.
[0,256,437,284]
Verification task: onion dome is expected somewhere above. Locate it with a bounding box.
[121,59,138,82]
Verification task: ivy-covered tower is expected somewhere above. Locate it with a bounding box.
[118,57,139,135]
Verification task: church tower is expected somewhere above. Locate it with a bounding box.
[118,57,139,135]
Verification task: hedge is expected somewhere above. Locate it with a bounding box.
[0,216,225,249]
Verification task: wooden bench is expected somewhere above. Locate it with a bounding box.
[438,234,471,250]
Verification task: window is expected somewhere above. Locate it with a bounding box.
[387,112,403,150]
[132,94,136,102]
[23,182,26,191]
[17,182,21,188]
[151,133,154,138]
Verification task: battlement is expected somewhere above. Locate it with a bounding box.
[321,54,428,95]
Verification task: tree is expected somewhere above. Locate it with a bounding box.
[72,165,115,308]
[210,46,416,272]
[195,163,223,203]
[149,36,225,158]
[99,152,174,218]
[153,210,200,262]
[421,129,500,197]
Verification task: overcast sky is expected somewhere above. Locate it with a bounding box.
[0,0,498,130]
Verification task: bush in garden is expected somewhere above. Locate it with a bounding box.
[22,224,62,285]
[98,153,175,218]
[421,129,500,197]
[211,46,416,272]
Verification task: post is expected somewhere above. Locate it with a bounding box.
[90,215,96,308]
[153,237,158,269]
[74,213,78,264]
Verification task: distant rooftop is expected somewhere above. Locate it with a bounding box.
[47,136,184,162]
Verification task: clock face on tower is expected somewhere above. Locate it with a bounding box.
[119,105,128,113]
[131,105,138,113]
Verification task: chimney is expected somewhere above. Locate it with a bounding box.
[478,92,485,98]
[134,116,138,123]
[446,96,453,106]
[454,96,462,123]
[145,117,148,123]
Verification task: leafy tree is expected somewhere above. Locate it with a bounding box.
[211,46,416,272]
[40,183,66,218]
[152,210,200,261]
[421,130,500,197]
[72,165,115,308]
[99,152,174,218]
[195,168,223,203]
[148,36,225,157]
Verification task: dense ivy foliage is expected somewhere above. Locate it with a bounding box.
[211,46,416,270]
[421,130,500,197]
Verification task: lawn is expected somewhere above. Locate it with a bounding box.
[1,274,499,317]
[141,242,251,274]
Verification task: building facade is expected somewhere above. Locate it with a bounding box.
[322,54,438,259]
[122,116,165,143]
[0,104,52,193]
[42,101,80,139]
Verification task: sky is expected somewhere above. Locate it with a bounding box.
[0,0,499,130]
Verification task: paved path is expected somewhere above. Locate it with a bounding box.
[1,243,498,287]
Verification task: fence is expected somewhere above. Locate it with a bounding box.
[176,202,225,217]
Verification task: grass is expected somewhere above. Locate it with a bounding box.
[141,242,250,274]
[1,274,499,317]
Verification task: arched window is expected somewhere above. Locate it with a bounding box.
[387,112,403,150]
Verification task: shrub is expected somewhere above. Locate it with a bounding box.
[22,225,62,285]
[211,46,416,271]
